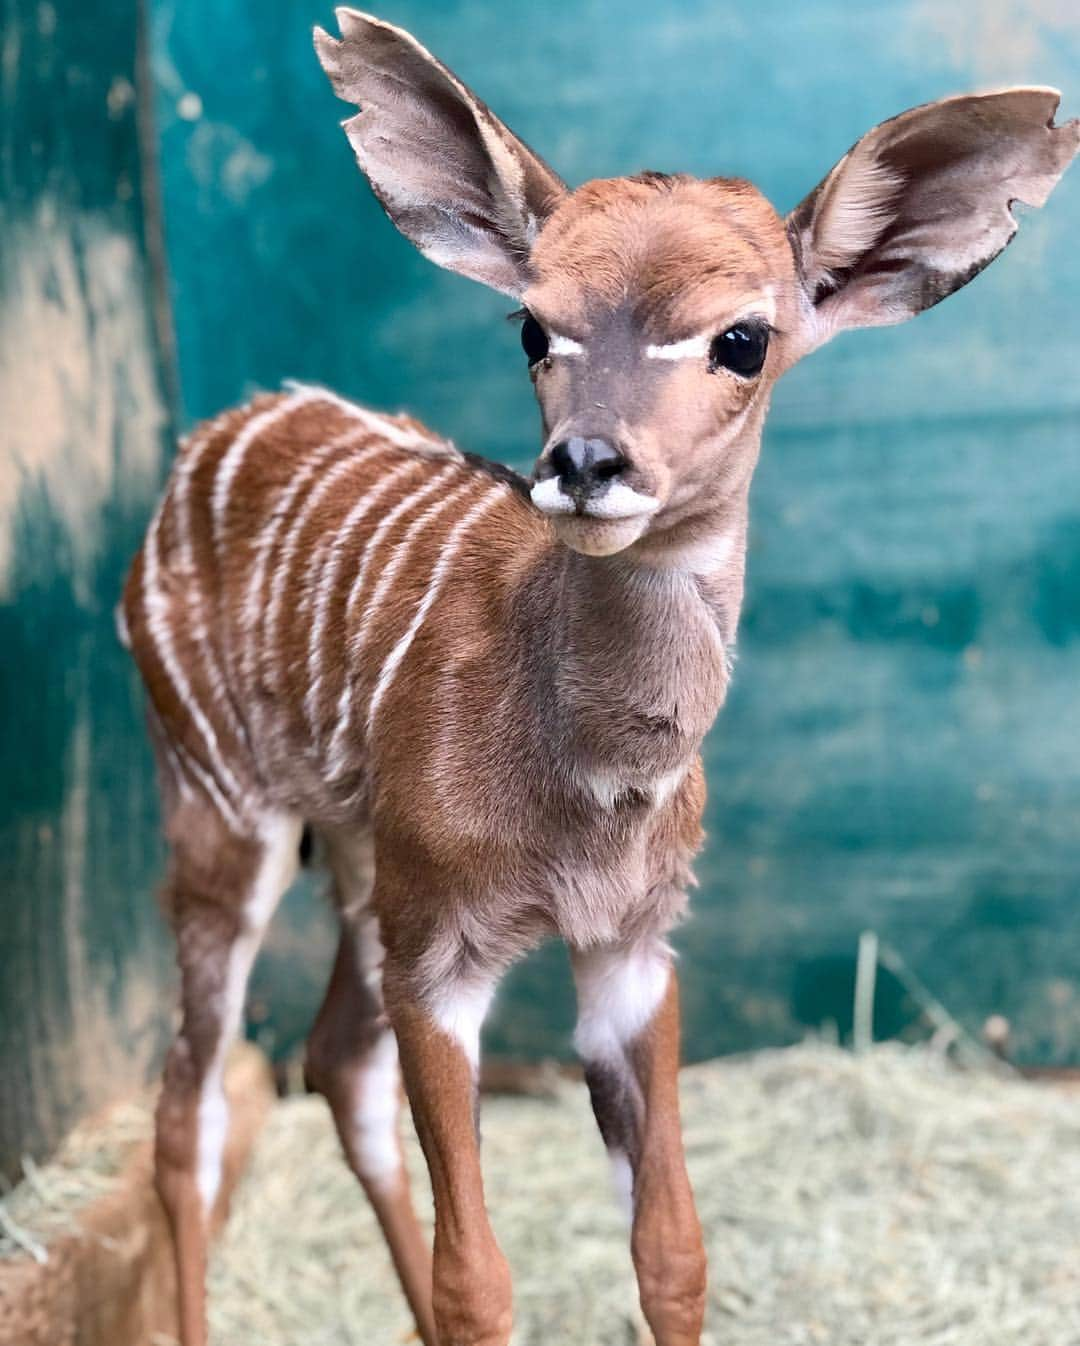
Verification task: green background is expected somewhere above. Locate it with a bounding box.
[3,0,1079,1176]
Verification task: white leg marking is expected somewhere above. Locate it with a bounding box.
[350,1030,404,1192]
[141,503,245,831]
[427,977,496,1074]
[574,944,671,1219]
[364,486,505,742]
[210,390,317,549]
[195,812,301,1213]
[307,463,460,745]
[573,943,671,1069]
[609,1149,635,1223]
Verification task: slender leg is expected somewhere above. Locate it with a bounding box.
[572,940,706,1346]
[305,832,437,1346]
[382,957,512,1346]
[154,807,301,1346]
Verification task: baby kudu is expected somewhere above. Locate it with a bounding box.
[121,9,1078,1345]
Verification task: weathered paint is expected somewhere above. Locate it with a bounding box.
[0,0,176,1178]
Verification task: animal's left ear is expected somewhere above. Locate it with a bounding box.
[787,88,1079,349]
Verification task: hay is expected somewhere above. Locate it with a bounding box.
[0,1100,153,1262]
[203,1043,1080,1346]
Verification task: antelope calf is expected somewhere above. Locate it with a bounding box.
[120,10,1078,1344]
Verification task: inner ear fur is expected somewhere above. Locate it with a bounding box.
[787,87,1080,340]
[315,8,567,297]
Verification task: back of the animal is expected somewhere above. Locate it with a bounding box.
[120,384,505,834]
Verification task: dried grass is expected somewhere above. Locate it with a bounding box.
[203,1043,1080,1346]
[0,1100,152,1263]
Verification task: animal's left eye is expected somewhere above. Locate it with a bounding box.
[520,313,550,365]
[709,322,770,378]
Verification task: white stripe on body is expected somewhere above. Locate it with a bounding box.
[323,465,466,776]
[140,501,246,833]
[303,461,459,744]
[168,412,253,752]
[281,381,460,456]
[171,739,240,823]
[262,453,418,705]
[365,488,504,740]
[348,471,473,662]
[195,812,301,1212]
[210,391,318,550]
[240,429,378,702]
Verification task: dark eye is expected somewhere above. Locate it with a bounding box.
[709,321,770,378]
[521,313,550,365]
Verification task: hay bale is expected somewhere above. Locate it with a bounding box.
[203,1042,1080,1345]
[0,1044,274,1346]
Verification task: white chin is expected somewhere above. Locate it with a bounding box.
[548,513,651,557]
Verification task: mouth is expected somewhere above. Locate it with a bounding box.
[529,477,660,556]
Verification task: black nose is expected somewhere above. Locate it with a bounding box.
[549,436,627,495]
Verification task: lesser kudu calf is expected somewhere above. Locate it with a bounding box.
[120,10,1078,1344]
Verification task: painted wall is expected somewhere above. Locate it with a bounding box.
[0,0,176,1177]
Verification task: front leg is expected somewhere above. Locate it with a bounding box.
[572,940,706,1346]
[382,955,513,1346]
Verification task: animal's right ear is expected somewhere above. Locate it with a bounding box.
[315,9,567,298]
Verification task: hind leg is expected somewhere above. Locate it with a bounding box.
[304,829,436,1346]
[154,802,301,1346]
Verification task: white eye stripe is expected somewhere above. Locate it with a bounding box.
[645,335,711,361]
[547,302,776,363]
[548,333,585,356]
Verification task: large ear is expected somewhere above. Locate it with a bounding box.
[314,8,567,297]
[787,88,1079,348]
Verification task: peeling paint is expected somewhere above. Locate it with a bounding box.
[0,204,168,604]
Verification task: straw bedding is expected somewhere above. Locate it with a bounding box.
[203,1043,1080,1346]
[4,1044,1078,1343]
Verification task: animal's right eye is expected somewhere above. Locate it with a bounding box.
[521,313,550,365]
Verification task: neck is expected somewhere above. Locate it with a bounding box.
[535,524,739,791]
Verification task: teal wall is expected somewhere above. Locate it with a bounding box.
[3,2,1079,1174]
[0,0,175,1176]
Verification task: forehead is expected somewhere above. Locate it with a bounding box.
[526,174,793,337]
